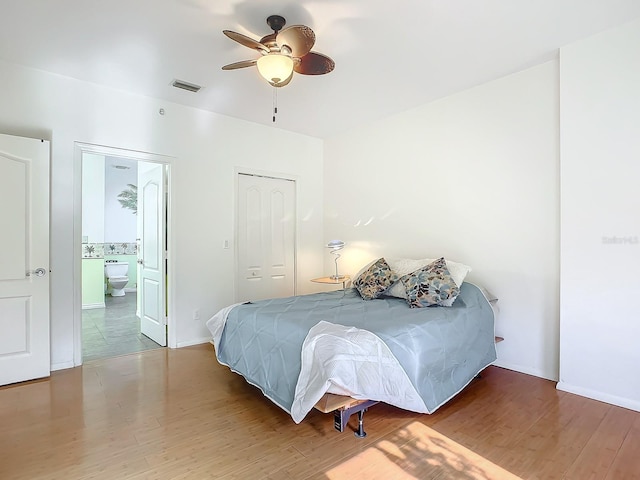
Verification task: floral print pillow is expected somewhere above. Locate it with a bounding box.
[400,257,460,308]
[354,257,398,300]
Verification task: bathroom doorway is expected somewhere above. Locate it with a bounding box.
[77,145,171,363]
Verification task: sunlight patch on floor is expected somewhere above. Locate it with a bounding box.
[326,447,418,479]
[326,421,522,480]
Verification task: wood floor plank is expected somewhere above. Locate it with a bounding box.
[426,368,562,470]
[563,406,634,480]
[216,445,306,480]
[605,414,640,480]
[495,391,612,479]
[275,407,418,479]
[1,344,639,480]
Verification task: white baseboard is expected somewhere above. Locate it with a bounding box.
[176,337,212,348]
[556,381,640,413]
[82,302,105,310]
[492,360,558,382]
[51,361,75,372]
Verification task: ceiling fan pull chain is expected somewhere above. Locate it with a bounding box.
[272,87,278,122]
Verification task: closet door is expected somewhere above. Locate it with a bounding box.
[236,173,296,302]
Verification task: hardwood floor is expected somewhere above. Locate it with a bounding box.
[1,344,638,480]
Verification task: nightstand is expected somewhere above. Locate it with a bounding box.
[311,276,351,289]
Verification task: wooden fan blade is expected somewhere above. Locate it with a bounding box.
[276,25,315,58]
[223,30,269,53]
[294,52,335,75]
[221,59,257,70]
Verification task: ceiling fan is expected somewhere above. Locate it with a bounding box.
[222,15,335,87]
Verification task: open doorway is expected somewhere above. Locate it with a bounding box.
[75,144,171,364]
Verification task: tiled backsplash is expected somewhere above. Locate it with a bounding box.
[82,243,104,258]
[82,242,137,259]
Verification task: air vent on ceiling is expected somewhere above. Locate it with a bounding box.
[171,79,202,93]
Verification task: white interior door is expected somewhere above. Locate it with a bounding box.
[138,163,167,346]
[237,173,296,302]
[0,134,50,385]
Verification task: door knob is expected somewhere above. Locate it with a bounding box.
[27,267,47,277]
[137,259,144,265]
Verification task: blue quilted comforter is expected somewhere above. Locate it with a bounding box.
[208,282,496,421]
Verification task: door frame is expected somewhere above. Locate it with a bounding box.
[234,167,298,303]
[73,142,175,366]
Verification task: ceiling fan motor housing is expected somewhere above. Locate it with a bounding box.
[266,15,286,32]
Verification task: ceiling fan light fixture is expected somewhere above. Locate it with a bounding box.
[257,53,294,86]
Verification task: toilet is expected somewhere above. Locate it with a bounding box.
[104,262,129,297]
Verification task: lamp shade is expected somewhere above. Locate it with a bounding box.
[257,54,294,86]
[326,240,345,250]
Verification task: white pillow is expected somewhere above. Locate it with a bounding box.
[386,257,472,300]
[387,258,432,277]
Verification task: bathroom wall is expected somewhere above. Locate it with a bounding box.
[82,155,139,303]
[103,157,138,291]
[82,153,105,244]
[81,259,105,308]
[104,156,138,244]
[81,154,105,308]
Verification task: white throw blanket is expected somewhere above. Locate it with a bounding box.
[291,321,428,422]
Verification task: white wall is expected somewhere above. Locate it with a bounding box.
[0,59,324,370]
[104,156,138,243]
[558,19,640,411]
[81,153,105,243]
[324,61,560,380]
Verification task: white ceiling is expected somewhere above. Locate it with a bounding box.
[2,0,640,139]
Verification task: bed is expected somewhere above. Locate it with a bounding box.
[206,257,497,433]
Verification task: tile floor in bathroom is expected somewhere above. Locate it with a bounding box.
[82,293,163,362]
